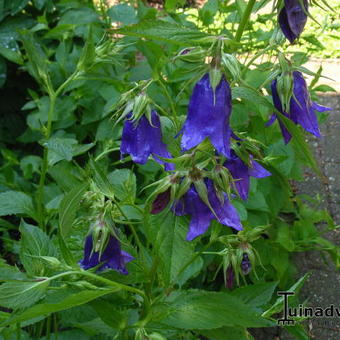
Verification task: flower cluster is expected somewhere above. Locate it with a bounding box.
[79,3,331,276]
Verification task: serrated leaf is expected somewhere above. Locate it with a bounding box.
[90,158,116,199]
[107,169,136,203]
[1,288,120,327]
[231,282,278,307]
[59,183,88,239]
[232,86,274,109]
[115,20,209,45]
[44,137,77,165]
[150,212,195,286]
[19,221,57,276]
[0,260,27,281]
[161,290,275,329]
[0,191,34,217]
[0,280,49,310]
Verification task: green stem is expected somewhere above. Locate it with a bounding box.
[235,0,256,42]
[36,71,80,230]
[47,270,145,297]
[158,78,179,130]
[37,93,56,230]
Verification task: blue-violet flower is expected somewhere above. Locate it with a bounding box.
[268,71,331,144]
[278,0,308,43]
[173,179,242,241]
[181,73,232,157]
[224,151,271,200]
[121,110,174,170]
[80,234,133,275]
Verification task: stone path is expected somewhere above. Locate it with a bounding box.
[280,94,340,340]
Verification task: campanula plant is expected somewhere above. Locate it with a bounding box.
[0,0,337,339]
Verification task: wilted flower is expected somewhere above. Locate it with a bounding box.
[269,71,331,143]
[181,73,232,157]
[80,234,133,274]
[121,110,174,171]
[151,188,171,214]
[278,0,308,43]
[224,151,271,200]
[173,179,242,241]
[226,266,235,289]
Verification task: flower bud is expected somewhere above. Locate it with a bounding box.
[241,253,251,275]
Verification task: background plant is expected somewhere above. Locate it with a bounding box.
[0,0,339,339]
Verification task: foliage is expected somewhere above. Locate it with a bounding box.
[0,0,338,339]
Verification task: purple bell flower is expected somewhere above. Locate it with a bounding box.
[121,110,174,171]
[173,179,242,241]
[278,0,308,43]
[268,71,331,144]
[79,234,133,274]
[181,73,232,157]
[224,151,271,200]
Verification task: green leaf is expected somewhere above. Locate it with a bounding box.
[0,191,34,217]
[90,158,116,199]
[0,260,26,281]
[90,299,127,330]
[59,183,88,240]
[19,221,57,276]
[20,31,48,84]
[0,280,49,310]
[44,137,76,165]
[161,290,275,329]
[262,273,310,318]
[200,326,249,340]
[77,25,95,71]
[107,169,136,203]
[199,0,219,26]
[232,86,274,109]
[151,212,195,286]
[285,323,310,340]
[107,4,137,25]
[1,288,120,327]
[276,222,295,251]
[231,282,278,307]
[115,20,209,45]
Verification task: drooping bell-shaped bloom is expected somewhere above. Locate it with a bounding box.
[79,234,133,274]
[268,71,331,144]
[278,0,308,43]
[173,179,242,241]
[121,110,174,171]
[181,73,232,157]
[224,151,271,200]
